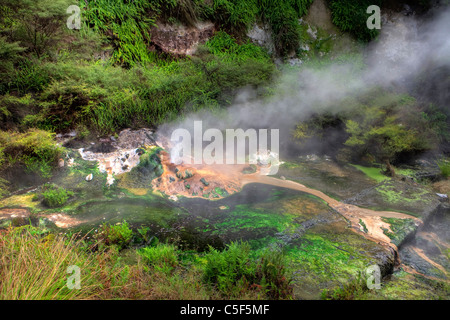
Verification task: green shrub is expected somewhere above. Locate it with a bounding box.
[0,129,64,178]
[205,31,270,62]
[1,0,72,58]
[437,159,450,178]
[80,0,157,67]
[96,220,133,250]
[203,242,292,298]
[258,0,313,57]
[137,243,180,274]
[212,0,258,35]
[41,184,73,208]
[150,0,201,27]
[327,0,383,41]
[255,248,293,299]
[5,59,50,94]
[321,272,369,300]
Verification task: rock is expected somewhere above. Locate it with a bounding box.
[58,158,65,167]
[150,22,215,56]
[85,173,93,181]
[280,176,286,180]
[169,195,178,202]
[436,193,448,202]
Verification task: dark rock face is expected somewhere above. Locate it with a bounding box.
[150,22,215,56]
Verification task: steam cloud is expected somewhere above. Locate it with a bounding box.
[157,6,450,158]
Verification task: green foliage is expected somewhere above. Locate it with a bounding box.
[15,53,272,134]
[0,36,26,93]
[0,226,106,299]
[212,0,258,34]
[137,225,151,243]
[207,0,313,57]
[258,0,313,57]
[135,148,164,176]
[381,217,417,246]
[150,0,201,27]
[205,31,270,62]
[96,220,133,249]
[292,112,343,145]
[41,184,74,208]
[350,164,389,183]
[437,159,450,178]
[328,0,383,41]
[0,176,9,198]
[421,104,449,143]
[203,241,292,299]
[359,219,368,233]
[0,128,63,178]
[137,243,180,274]
[321,271,369,300]
[255,248,293,299]
[203,241,256,295]
[342,91,435,166]
[1,0,72,57]
[80,0,157,67]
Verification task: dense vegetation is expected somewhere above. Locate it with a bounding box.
[0,224,293,300]
[0,0,449,301]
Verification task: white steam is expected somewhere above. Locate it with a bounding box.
[157,6,450,157]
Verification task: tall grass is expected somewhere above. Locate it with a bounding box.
[327,0,382,41]
[0,226,104,299]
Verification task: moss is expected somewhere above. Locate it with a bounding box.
[350,164,389,183]
[375,183,428,204]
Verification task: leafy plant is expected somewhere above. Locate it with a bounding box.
[137,243,180,274]
[80,0,157,67]
[41,184,74,208]
[258,0,313,57]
